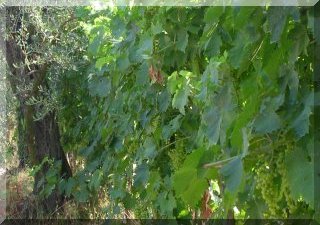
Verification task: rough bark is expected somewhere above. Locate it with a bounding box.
[33,111,72,212]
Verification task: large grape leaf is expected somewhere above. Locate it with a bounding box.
[285,147,314,208]
[202,108,222,146]
[288,24,309,64]
[204,7,224,25]
[173,148,214,207]
[228,32,251,69]
[181,178,208,207]
[88,26,105,56]
[88,76,111,98]
[156,191,177,217]
[168,71,179,94]
[89,169,103,191]
[176,29,189,53]
[220,156,243,194]
[136,62,149,86]
[172,86,190,115]
[73,183,89,203]
[143,137,157,160]
[173,168,197,196]
[134,163,149,188]
[253,111,282,134]
[158,89,171,112]
[289,104,312,139]
[162,115,182,140]
[116,54,130,72]
[267,7,289,43]
[203,34,222,58]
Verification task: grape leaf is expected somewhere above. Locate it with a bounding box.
[173,167,197,195]
[158,89,171,112]
[290,107,312,138]
[136,62,149,86]
[88,76,111,98]
[204,7,224,25]
[202,108,222,146]
[134,163,149,188]
[285,147,314,208]
[156,191,176,217]
[267,7,289,43]
[172,86,189,115]
[143,137,157,160]
[162,115,182,140]
[176,29,189,53]
[89,169,102,191]
[253,111,282,134]
[220,156,243,194]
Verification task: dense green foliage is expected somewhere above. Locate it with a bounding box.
[9,6,318,220]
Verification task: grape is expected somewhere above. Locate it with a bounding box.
[168,140,186,171]
[254,144,298,217]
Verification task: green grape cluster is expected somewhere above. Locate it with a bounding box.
[168,139,186,171]
[255,162,281,216]
[255,145,297,217]
[276,146,297,215]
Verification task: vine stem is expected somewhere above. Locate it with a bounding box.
[156,43,174,53]
[250,39,264,62]
[202,156,238,169]
[159,136,190,152]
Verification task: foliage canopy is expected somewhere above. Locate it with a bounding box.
[6,5,319,220]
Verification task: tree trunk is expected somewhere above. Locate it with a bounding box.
[17,103,27,168]
[33,111,72,212]
[6,7,72,216]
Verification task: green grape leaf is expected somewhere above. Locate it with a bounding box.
[88,76,111,98]
[110,188,126,200]
[220,156,243,194]
[253,111,282,134]
[173,167,197,195]
[228,35,251,69]
[267,7,289,43]
[288,24,309,63]
[88,26,104,56]
[158,89,171,112]
[156,191,177,217]
[181,178,207,207]
[182,147,205,169]
[89,169,103,191]
[168,71,179,94]
[151,22,163,35]
[116,54,130,72]
[136,62,149,86]
[143,137,157,159]
[172,86,189,115]
[137,34,153,56]
[123,193,136,210]
[134,163,149,188]
[73,184,89,203]
[285,147,314,208]
[176,29,189,53]
[162,115,182,140]
[172,168,208,207]
[204,7,224,25]
[290,107,312,138]
[203,59,221,85]
[95,56,112,70]
[202,108,222,146]
[203,34,222,58]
